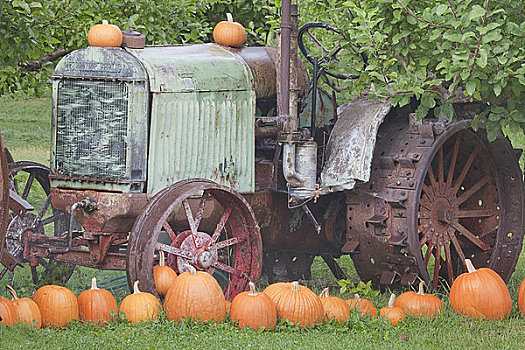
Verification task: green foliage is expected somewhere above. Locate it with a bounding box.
[337,279,380,298]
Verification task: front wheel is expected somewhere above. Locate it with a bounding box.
[127,179,262,300]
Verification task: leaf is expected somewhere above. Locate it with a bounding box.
[415,105,429,120]
[421,93,436,108]
[477,48,488,68]
[466,81,476,95]
[469,5,486,20]
[441,103,454,119]
[493,84,502,97]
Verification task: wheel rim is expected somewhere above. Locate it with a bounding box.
[417,131,501,289]
[127,179,262,300]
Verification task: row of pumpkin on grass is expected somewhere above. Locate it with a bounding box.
[1,258,524,329]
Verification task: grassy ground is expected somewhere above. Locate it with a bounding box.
[1,96,525,349]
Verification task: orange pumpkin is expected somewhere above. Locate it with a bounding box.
[164,264,226,323]
[346,294,377,318]
[380,294,404,326]
[119,281,161,324]
[154,250,177,298]
[33,285,78,328]
[6,285,41,328]
[87,20,122,47]
[262,282,288,302]
[0,296,16,327]
[265,281,323,327]
[230,281,277,330]
[225,300,231,315]
[212,13,246,48]
[394,281,442,318]
[318,287,350,323]
[518,277,525,316]
[449,259,511,320]
[77,277,118,325]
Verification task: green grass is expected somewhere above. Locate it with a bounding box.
[2,96,525,349]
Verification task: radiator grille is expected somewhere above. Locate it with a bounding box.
[55,79,128,179]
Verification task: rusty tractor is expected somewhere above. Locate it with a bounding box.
[1,1,523,299]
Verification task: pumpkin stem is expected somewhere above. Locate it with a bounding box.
[354,293,361,301]
[6,285,18,300]
[182,264,197,275]
[319,287,330,298]
[102,20,109,25]
[291,281,301,292]
[247,281,258,296]
[465,259,476,273]
[388,294,396,308]
[91,277,99,290]
[417,281,425,295]
[226,13,234,22]
[133,280,142,294]
[159,250,165,267]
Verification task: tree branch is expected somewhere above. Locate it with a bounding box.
[19,48,71,71]
[395,0,451,29]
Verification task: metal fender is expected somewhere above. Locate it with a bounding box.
[320,96,392,193]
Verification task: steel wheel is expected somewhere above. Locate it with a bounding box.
[3,161,74,286]
[127,179,262,300]
[0,131,9,256]
[347,118,524,289]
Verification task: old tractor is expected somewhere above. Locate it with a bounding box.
[1,1,523,299]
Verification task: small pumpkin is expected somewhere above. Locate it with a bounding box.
[212,13,246,48]
[394,281,442,318]
[33,285,79,328]
[449,259,511,320]
[164,264,226,323]
[6,285,41,328]
[87,20,123,47]
[380,294,404,326]
[346,294,377,318]
[154,250,178,298]
[318,287,350,323]
[0,295,17,327]
[518,277,525,316]
[265,281,324,327]
[78,277,118,325]
[230,281,277,330]
[119,281,161,324]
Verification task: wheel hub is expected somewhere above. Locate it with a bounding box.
[169,230,218,273]
[6,213,41,261]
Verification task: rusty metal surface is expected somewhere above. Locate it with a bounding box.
[320,96,392,193]
[299,86,336,128]
[127,179,262,300]
[0,130,9,256]
[345,115,524,289]
[51,188,148,232]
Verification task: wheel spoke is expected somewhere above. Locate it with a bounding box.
[454,177,490,206]
[424,244,434,267]
[162,220,177,240]
[193,191,209,231]
[21,172,35,200]
[432,246,441,289]
[438,146,445,190]
[210,207,232,244]
[182,199,198,247]
[35,195,51,224]
[454,209,497,218]
[427,166,439,194]
[451,222,490,251]
[444,242,454,286]
[446,135,461,189]
[422,184,435,201]
[155,242,194,260]
[419,227,432,248]
[449,228,467,265]
[479,224,498,238]
[215,237,242,250]
[451,147,479,196]
[211,261,243,277]
[41,214,59,226]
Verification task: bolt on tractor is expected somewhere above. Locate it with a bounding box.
[1,1,523,299]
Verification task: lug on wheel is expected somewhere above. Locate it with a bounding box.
[347,118,524,289]
[127,179,262,300]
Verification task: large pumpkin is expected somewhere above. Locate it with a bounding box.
[265,281,323,327]
[318,287,350,323]
[33,285,79,328]
[78,277,118,325]
[518,277,525,316]
[87,20,122,47]
[119,281,161,324]
[154,250,177,298]
[449,259,511,320]
[7,285,41,328]
[0,296,17,327]
[212,13,246,48]
[164,265,226,323]
[379,294,404,326]
[346,294,377,318]
[394,281,442,318]
[230,281,277,330]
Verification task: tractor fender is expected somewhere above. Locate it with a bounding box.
[320,96,392,194]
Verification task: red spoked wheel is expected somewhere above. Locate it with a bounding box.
[127,179,262,300]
